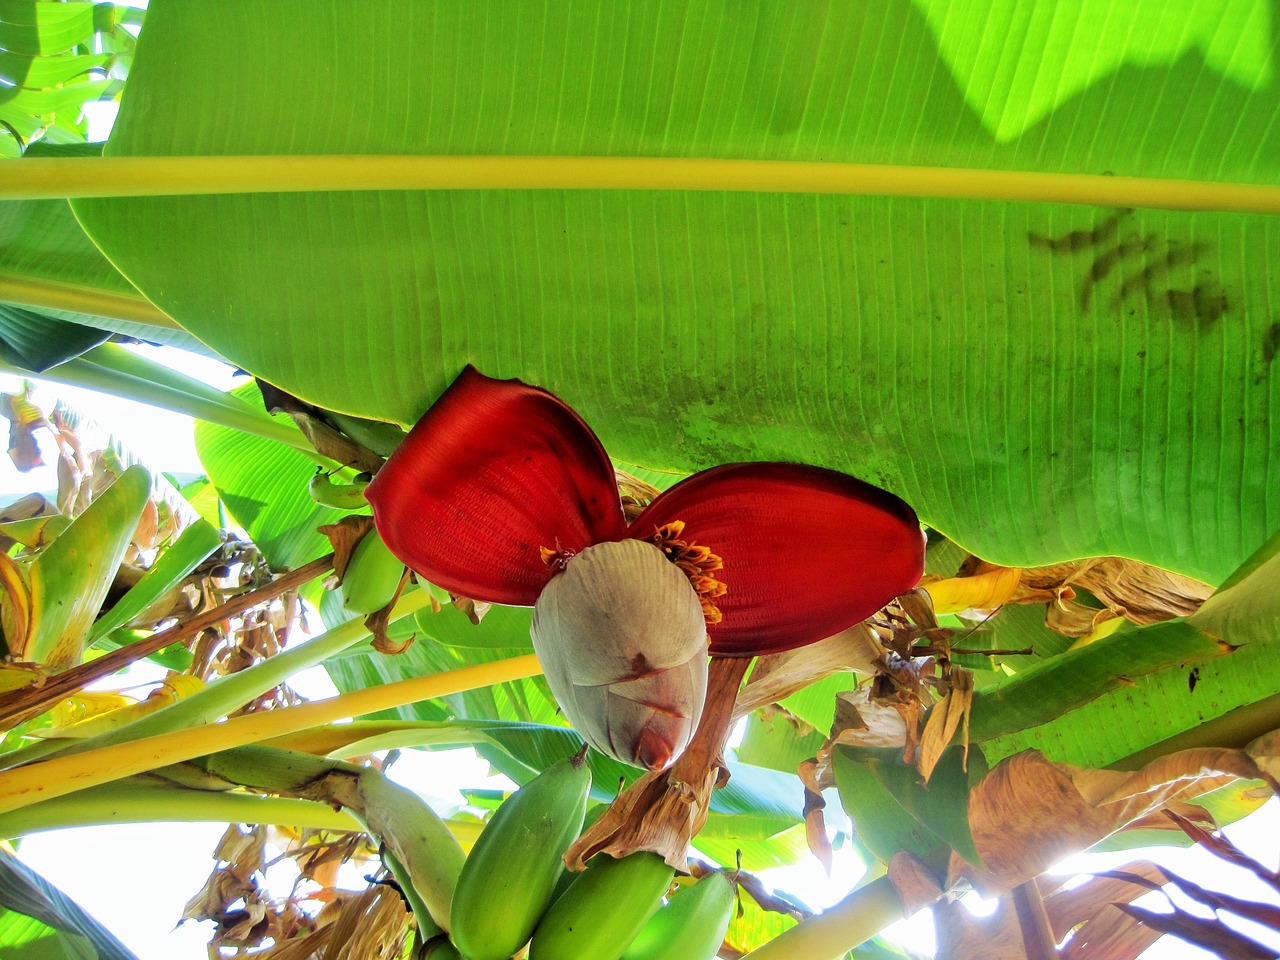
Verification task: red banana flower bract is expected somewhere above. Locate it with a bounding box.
[366,367,924,770]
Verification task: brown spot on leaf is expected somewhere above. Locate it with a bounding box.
[1028,209,1129,254]
[1263,323,1280,365]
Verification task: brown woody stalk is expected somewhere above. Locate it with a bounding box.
[1011,878,1060,960]
[0,553,334,728]
[565,655,751,871]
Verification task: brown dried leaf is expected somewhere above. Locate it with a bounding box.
[1044,598,1121,639]
[319,515,376,582]
[1018,556,1213,630]
[615,469,663,522]
[1043,861,1169,939]
[797,756,831,796]
[1111,800,1217,838]
[803,789,832,875]
[918,668,973,782]
[1057,903,1164,960]
[258,380,386,475]
[450,595,491,625]
[890,698,924,765]
[181,866,257,922]
[950,745,1280,896]
[888,851,945,917]
[214,901,273,948]
[367,568,414,655]
[828,686,910,750]
[733,624,884,720]
[212,823,268,880]
[1117,902,1277,960]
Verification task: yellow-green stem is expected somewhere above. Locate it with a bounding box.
[0,272,179,330]
[0,776,485,847]
[5,155,1280,214]
[0,779,362,838]
[0,654,543,815]
[739,875,906,960]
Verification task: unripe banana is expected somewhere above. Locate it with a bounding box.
[450,750,592,960]
[529,852,674,960]
[341,529,406,614]
[421,937,463,960]
[308,470,370,509]
[547,801,608,906]
[621,871,735,960]
[355,770,465,932]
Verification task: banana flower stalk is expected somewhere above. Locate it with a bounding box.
[366,367,924,771]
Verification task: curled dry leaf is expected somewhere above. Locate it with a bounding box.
[795,685,912,806]
[319,515,376,583]
[1043,860,1169,939]
[1025,557,1214,626]
[926,554,1213,637]
[948,741,1280,896]
[365,567,415,655]
[320,516,416,655]
[449,594,491,624]
[615,468,663,521]
[918,668,974,782]
[1044,597,1121,640]
[803,788,833,875]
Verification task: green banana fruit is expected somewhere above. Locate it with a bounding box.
[308,470,370,509]
[547,801,608,906]
[341,528,406,614]
[421,937,464,959]
[529,852,675,960]
[450,750,592,960]
[620,871,736,960]
[356,770,465,932]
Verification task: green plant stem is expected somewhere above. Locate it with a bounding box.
[0,271,180,330]
[738,875,905,960]
[5,155,1280,214]
[0,778,363,838]
[0,349,324,460]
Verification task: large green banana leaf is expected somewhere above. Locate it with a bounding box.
[67,0,1279,587]
[0,185,203,350]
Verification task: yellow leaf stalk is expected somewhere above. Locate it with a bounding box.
[4,155,1280,214]
[0,654,543,815]
[739,875,905,960]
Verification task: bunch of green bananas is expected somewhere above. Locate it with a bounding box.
[424,748,735,960]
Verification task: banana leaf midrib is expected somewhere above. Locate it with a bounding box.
[4,155,1279,214]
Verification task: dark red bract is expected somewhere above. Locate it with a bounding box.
[365,366,925,658]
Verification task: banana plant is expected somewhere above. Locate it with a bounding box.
[0,1,1278,958]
